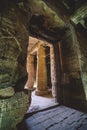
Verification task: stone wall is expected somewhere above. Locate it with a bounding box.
[77,31,87,102]
[0,92,29,130]
[0,3,31,130]
[61,24,86,110]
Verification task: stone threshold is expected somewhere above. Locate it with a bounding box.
[26,103,59,116]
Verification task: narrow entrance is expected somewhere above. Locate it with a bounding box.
[26,37,58,113]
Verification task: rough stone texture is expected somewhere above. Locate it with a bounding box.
[62,24,81,72]
[29,0,66,28]
[61,24,86,110]
[0,1,87,129]
[0,3,30,130]
[0,92,29,130]
[0,7,29,92]
[77,31,87,101]
[71,3,87,27]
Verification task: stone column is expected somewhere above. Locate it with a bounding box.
[53,43,63,103]
[50,45,57,98]
[25,54,35,90]
[35,45,49,96]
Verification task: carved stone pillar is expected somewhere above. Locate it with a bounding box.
[35,45,49,96]
[50,45,57,98]
[25,55,35,90]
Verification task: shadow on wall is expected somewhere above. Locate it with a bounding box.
[63,74,86,111]
[61,25,87,112]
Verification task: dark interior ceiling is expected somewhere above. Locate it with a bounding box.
[29,0,87,43]
[0,0,87,43]
[44,0,87,15]
[29,15,67,43]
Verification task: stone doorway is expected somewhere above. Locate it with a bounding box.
[26,36,58,113]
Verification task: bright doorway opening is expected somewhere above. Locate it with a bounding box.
[26,36,58,113]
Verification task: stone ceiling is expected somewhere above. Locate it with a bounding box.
[29,0,87,43]
[0,0,87,43]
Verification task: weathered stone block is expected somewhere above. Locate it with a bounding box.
[0,91,29,130]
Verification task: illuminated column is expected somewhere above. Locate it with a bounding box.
[25,54,35,90]
[35,45,49,96]
[50,45,57,98]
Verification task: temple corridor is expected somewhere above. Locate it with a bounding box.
[0,0,87,130]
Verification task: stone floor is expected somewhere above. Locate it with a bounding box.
[27,90,58,113]
[18,105,87,130]
[17,91,87,130]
